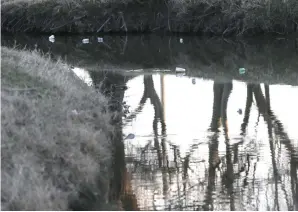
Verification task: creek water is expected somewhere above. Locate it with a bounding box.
[2,34,298,211]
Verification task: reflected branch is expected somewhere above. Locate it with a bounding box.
[225,144,235,211]
[254,84,280,210]
[252,85,298,162]
[241,84,254,135]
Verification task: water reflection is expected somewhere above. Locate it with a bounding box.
[122,74,298,211]
[2,34,297,211]
[2,34,298,86]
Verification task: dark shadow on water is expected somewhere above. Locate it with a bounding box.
[1,34,298,85]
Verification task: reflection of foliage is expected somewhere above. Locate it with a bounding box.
[3,34,298,86]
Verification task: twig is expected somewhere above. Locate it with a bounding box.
[101,42,112,49]
[121,35,128,55]
[119,12,127,32]
[42,18,54,31]
[96,17,111,32]
[11,17,23,30]
[2,87,38,92]
[164,0,171,32]
[50,15,85,31]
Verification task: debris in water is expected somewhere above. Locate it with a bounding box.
[180,38,183,43]
[125,133,135,140]
[192,78,196,84]
[98,37,103,42]
[237,109,242,115]
[175,67,186,72]
[82,38,89,44]
[239,68,246,74]
[49,35,55,43]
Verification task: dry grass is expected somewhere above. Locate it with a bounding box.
[1,46,115,210]
[1,0,297,35]
[1,0,131,6]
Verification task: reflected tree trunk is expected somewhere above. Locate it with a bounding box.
[225,143,235,211]
[253,84,280,210]
[254,83,298,209]
[252,84,298,159]
[207,81,234,210]
[210,81,233,137]
[91,71,140,210]
[140,75,170,208]
[203,133,220,211]
[241,84,254,135]
[210,83,224,131]
[221,83,233,137]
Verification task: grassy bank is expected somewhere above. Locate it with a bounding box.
[1,47,119,210]
[1,0,298,36]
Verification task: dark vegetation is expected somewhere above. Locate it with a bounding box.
[1,0,298,36]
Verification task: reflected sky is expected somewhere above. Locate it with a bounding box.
[123,74,298,152]
[122,74,298,211]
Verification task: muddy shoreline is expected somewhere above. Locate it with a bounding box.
[1,0,298,36]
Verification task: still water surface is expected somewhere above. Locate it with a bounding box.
[2,34,298,211]
[122,74,298,211]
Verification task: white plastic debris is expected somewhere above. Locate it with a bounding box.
[97,37,103,42]
[82,38,89,44]
[124,133,135,140]
[180,38,183,43]
[175,67,186,72]
[49,35,55,43]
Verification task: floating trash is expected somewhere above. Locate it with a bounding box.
[125,133,135,140]
[82,38,89,44]
[237,109,242,115]
[239,68,246,74]
[180,38,183,43]
[192,78,196,84]
[98,37,103,42]
[175,67,186,72]
[49,35,55,43]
